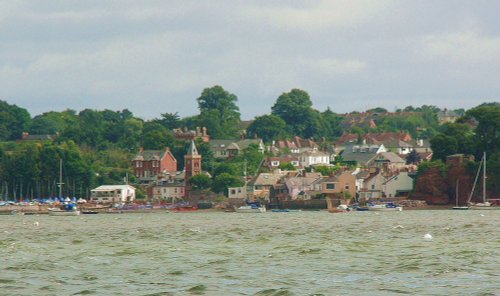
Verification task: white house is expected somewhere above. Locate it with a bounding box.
[90,185,136,204]
[298,149,330,167]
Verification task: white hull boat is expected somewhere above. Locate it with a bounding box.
[234,205,266,213]
[367,204,403,211]
[48,208,81,216]
[468,153,499,210]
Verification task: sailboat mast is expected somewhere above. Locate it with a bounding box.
[57,158,64,198]
[467,155,483,204]
[483,152,486,203]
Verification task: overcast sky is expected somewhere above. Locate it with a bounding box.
[1,1,499,120]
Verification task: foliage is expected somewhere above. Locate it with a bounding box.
[271,89,322,138]
[313,165,338,176]
[212,173,244,195]
[279,162,296,171]
[196,86,241,138]
[0,100,32,141]
[246,114,288,142]
[189,174,212,190]
[406,149,421,165]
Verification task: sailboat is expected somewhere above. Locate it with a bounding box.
[48,159,80,216]
[468,152,498,210]
[452,179,469,210]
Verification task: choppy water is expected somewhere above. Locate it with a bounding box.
[0,210,498,296]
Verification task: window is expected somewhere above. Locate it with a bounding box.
[345,185,349,190]
[231,189,236,194]
[326,183,335,190]
[271,161,280,166]
[371,184,375,190]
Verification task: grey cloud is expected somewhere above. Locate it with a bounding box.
[0,1,499,120]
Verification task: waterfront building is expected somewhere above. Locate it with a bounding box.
[90,185,136,204]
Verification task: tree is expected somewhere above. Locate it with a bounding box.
[406,149,421,165]
[196,86,241,138]
[313,165,338,176]
[212,173,244,195]
[0,100,32,141]
[158,112,181,130]
[141,122,174,150]
[189,174,212,190]
[430,134,458,161]
[246,115,288,142]
[30,110,77,135]
[466,105,500,156]
[279,162,296,171]
[412,160,448,204]
[271,89,321,137]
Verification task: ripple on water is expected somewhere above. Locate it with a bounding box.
[186,284,207,295]
[254,288,294,296]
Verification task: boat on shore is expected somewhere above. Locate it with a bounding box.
[367,202,403,211]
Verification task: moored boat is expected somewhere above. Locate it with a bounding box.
[235,201,266,213]
[467,152,499,210]
[367,202,403,211]
[48,203,80,216]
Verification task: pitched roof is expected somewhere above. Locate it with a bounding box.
[370,152,405,163]
[210,139,262,152]
[248,173,284,186]
[186,140,199,156]
[133,150,164,161]
[341,144,381,165]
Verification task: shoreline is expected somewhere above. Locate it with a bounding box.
[0,204,466,215]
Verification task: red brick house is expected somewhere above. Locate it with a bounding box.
[132,147,177,183]
[173,127,210,143]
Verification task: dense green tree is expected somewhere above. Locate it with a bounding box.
[271,89,322,137]
[141,122,174,150]
[466,105,500,156]
[0,100,32,141]
[367,107,388,113]
[430,134,458,161]
[246,114,288,142]
[406,149,421,165]
[189,174,212,190]
[212,173,244,195]
[196,86,241,138]
[30,110,77,135]
[322,108,344,138]
[158,112,181,130]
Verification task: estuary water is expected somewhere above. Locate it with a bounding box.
[0,210,498,296]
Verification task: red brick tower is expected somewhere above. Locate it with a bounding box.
[184,140,202,197]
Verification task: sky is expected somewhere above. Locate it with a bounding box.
[1,1,500,120]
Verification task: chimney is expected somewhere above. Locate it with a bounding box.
[22,132,29,140]
[202,127,207,136]
[196,126,201,135]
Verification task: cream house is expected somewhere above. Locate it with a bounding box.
[90,185,136,204]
